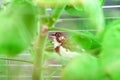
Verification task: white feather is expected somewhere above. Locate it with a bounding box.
[59,46,80,60]
[52,36,80,60]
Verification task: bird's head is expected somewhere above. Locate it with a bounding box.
[50,32,65,47]
[49,32,66,53]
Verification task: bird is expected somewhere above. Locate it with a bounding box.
[49,32,81,60]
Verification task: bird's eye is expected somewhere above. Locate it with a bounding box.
[55,32,61,37]
[59,36,64,41]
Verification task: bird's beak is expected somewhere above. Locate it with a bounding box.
[49,34,55,39]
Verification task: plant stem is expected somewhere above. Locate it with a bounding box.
[0,58,33,64]
[32,6,48,80]
[32,3,66,79]
[32,26,48,80]
[48,4,66,27]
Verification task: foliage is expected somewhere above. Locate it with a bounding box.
[0,0,38,55]
[61,54,105,80]
[99,20,120,80]
[0,0,120,80]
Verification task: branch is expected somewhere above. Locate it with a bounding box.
[48,4,67,27]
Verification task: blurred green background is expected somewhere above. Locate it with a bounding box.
[0,0,120,80]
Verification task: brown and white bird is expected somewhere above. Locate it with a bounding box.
[50,32,81,60]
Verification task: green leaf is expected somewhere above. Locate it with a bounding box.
[62,54,105,80]
[69,31,101,51]
[99,20,120,80]
[65,0,104,32]
[80,0,104,32]
[65,5,85,16]
[0,0,38,55]
[100,0,105,5]
[65,0,104,16]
